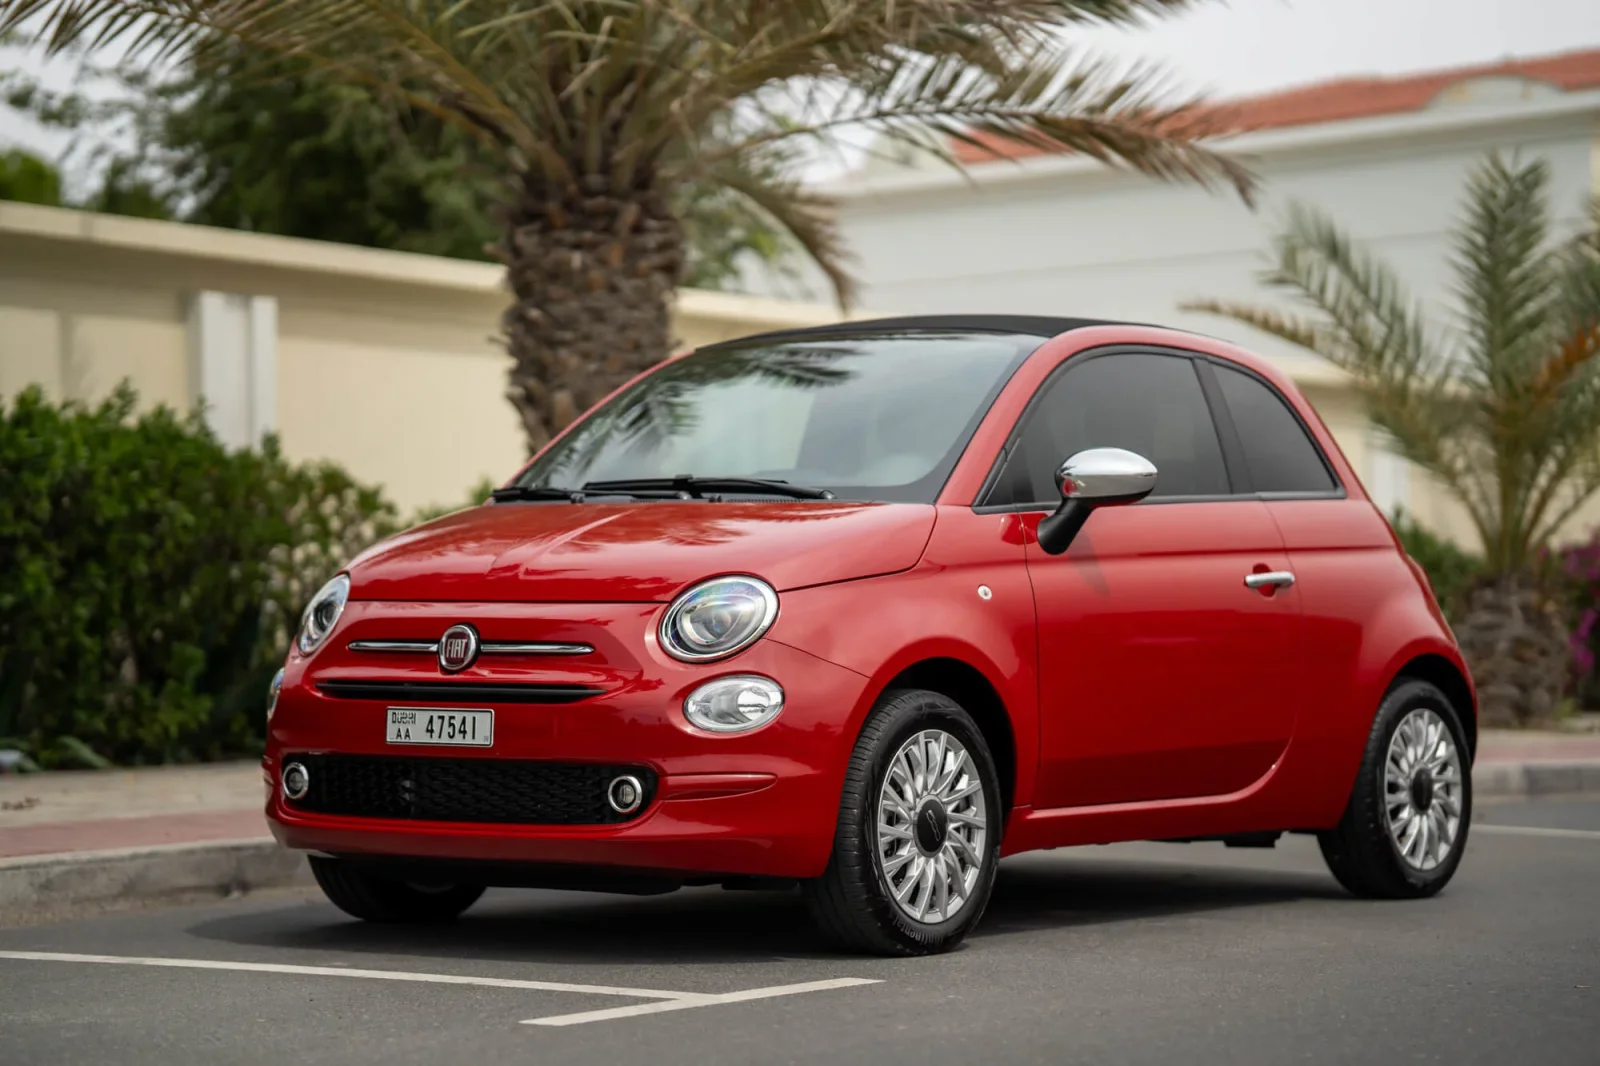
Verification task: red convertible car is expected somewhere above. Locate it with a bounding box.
[266,316,1475,955]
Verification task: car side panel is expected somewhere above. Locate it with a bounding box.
[1264,497,1473,826]
[765,506,1039,810]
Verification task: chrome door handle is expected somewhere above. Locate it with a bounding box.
[1245,571,1296,590]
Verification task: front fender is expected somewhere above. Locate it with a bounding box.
[766,562,1040,806]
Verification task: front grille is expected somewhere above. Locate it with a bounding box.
[285,754,655,825]
[315,680,603,704]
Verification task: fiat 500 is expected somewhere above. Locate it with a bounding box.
[267,315,1475,955]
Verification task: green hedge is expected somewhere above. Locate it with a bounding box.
[0,384,398,768]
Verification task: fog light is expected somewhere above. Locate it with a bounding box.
[281,761,310,801]
[607,775,644,815]
[683,675,785,734]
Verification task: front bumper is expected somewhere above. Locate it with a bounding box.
[265,603,870,881]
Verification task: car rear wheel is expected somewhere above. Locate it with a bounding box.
[309,856,486,923]
[1318,679,1472,899]
[803,688,1004,956]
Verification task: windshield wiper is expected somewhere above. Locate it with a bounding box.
[489,485,588,503]
[582,476,835,500]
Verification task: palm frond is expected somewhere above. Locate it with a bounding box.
[1450,153,1559,391]
[1190,154,1600,573]
[1178,299,1328,351]
[1183,205,1508,541]
[717,44,1253,202]
[690,150,858,309]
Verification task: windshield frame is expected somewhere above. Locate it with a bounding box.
[508,329,1044,505]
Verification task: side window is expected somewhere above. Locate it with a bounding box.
[1007,353,1230,502]
[1213,364,1337,494]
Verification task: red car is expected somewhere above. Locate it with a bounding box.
[266,316,1475,955]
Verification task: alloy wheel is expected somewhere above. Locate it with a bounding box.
[875,729,988,924]
[1383,707,1465,871]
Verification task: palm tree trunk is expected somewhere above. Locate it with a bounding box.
[497,173,685,454]
[1455,573,1572,726]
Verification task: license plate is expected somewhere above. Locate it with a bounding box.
[386,708,493,747]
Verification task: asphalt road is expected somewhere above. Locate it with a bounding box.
[2,799,1597,1066]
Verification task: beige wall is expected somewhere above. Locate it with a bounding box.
[2,201,1593,548]
[0,203,846,513]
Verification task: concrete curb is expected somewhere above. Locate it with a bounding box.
[0,838,309,926]
[1474,762,1600,798]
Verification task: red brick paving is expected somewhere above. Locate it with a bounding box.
[1476,732,1600,763]
[0,809,269,860]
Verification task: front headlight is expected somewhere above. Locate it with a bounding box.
[296,573,350,655]
[659,575,779,662]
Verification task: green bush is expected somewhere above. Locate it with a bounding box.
[0,384,397,767]
[1388,508,1486,623]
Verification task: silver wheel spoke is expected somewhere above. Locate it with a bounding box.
[935,751,967,797]
[882,851,916,876]
[916,858,936,920]
[943,781,981,805]
[932,856,950,919]
[947,832,982,869]
[893,858,922,902]
[944,850,960,895]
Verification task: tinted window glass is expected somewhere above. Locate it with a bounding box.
[1214,364,1336,493]
[515,331,1037,503]
[1008,353,1229,502]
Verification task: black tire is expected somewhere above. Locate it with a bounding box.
[803,688,1005,956]
[309,856,485,923]
[1318,679,1473,899]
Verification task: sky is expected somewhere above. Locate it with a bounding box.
[1073,0,1600,100]
[3,0,1599,185]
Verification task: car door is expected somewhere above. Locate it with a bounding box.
[989,348,1304,810]
[1204,360,1398,814]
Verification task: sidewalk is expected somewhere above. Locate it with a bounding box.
[0,762,296,925]
[0,761,269,860]
[3,731,1598,923]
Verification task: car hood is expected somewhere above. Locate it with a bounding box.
[346,500,936,603]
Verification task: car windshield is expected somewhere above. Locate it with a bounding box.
[512,331,1039,504]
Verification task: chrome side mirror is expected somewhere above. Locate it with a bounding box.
[1055,448,1158,505]
[1038,448,1158,556]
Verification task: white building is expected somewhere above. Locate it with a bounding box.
[798,48,1600,521]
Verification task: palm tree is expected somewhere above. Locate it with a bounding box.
[2,1,1253,452]
[1187,153,1600,726]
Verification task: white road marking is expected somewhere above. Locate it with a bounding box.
[521,977,881,1027]
[0,951,883,1028]
[0,951,696,1000]
[1473,823,1600,841]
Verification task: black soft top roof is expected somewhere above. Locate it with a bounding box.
[700,314,1130,349]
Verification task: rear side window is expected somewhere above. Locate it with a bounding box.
[1006,353,1230,502]
[1213,364,1337,494]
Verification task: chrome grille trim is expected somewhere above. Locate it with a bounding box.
[347,639,594,656]
[481,642,595,656]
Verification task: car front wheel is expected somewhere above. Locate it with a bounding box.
[803,688,1004,956]
[309,856,486,923]
[1318,678,1472,899]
